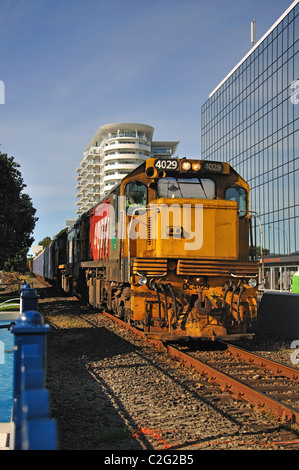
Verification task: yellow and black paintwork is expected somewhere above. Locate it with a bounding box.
[84,157,258,341]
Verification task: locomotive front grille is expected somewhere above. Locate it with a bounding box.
[177,259,258,277]
[133,258,167,275]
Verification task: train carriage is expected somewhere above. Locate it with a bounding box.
[32,248,45,277]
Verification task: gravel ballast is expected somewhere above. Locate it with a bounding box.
[34,281,299,451]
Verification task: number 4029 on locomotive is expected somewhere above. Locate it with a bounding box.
[33,157,259,341]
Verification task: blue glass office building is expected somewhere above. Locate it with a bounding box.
[201,1,299,290]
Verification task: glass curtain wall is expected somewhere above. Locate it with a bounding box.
[201,3,299,255]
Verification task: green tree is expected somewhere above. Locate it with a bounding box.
[0,152,38,272]
[38,236,51,249]
[250,246,270,257]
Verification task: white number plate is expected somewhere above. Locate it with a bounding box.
[154,159,178,170]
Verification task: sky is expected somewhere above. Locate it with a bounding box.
[0,0,294,254]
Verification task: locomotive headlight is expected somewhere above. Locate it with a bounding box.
[248,278,257,288]
[181,161,191,171]
[192,161,201,171]
[138,276,147,285]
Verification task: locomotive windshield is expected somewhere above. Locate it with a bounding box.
[225,186,247,217]
[125,181,147,215]
[157,177,215,199]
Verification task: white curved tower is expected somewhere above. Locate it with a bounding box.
[76,123,178,214]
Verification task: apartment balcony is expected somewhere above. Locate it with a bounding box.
[79,204,89,213]
[85,159,101,169]
[85,178,100,187]
[104,141,150,152]
[104,180,118,191]
[80,159,89,169]
[80,168,88,177]
[103,173,124,183]
[85,184,101,193]
[104,162,139,173]
[103,173,126,183]
[88,146,100,154]
[83,148,100,159]
[103,152,146,164]
[105,131,147,143]
[77,183,86,193]
[85,189,101,198]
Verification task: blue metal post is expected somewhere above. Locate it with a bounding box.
[20,283,39,313]
[12,310,50,398]
[11,310,56,450]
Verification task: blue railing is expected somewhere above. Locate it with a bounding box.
[10,284,57,450]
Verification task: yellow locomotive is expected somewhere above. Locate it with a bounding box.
[82,156,258,341]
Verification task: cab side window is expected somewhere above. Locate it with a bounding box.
[225,186,247,217]
[125,181,147,214]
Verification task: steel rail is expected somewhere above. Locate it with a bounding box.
[165,344,299,425]
[219,341,299,382]
[101,311,299,425]
[101,310,165,349]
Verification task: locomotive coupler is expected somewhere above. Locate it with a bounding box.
[193,288,212,316]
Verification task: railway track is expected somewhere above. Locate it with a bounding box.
[166,342,299,426]
[101,310,299,430]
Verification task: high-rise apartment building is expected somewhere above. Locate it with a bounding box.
[76,123,178,215]
[201,0,299,290]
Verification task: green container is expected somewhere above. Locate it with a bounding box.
[292,271,299,293]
